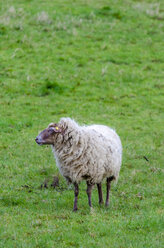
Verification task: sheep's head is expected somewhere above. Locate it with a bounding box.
[35,123,63,145]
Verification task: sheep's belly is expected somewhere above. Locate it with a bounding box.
[58,160,117,184]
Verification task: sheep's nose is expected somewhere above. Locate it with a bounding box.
[35,137,38,142]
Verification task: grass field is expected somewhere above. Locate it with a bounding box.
[0,0,164,247]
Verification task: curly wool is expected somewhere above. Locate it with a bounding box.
[52,118,122,184]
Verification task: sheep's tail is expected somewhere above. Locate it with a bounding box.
[113,173,119,184]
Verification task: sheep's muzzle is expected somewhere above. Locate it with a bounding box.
[35,128,54,145]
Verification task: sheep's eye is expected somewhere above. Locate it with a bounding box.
[48,128,54,134]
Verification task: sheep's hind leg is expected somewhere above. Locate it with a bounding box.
[86,182,94,208]
[105,176,114,207]
[97,183,104,205]
[73,183,79,211]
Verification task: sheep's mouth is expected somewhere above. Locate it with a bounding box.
[35,138,45,145]
[36,142,43,145]
[35,138,52,145]
[35,141,43,145]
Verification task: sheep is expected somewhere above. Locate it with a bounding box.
[35,117,122,211]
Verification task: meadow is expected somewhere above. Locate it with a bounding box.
[0,0,164,247]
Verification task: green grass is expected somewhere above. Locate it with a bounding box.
[0,0,164,247]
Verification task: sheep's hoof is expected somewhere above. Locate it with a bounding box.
[105,203,109,207]
[99,201,104,205]
[73,208,78,212]
[90,207,94,214]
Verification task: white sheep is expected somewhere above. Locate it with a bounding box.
[35,117,122,211]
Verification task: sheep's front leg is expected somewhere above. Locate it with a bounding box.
[97,183,104,205]
[105,176,114,207]
[73,183,79,211]
[86,182,94,208]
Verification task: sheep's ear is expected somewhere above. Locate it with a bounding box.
[48,123,54,128]
[48,123,62,133]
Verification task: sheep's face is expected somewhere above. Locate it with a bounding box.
[35,123,62,145]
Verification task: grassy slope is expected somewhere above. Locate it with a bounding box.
[0,0,164,247]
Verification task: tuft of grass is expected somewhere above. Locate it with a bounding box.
[38,80,67,96]
[95,6,123,20]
